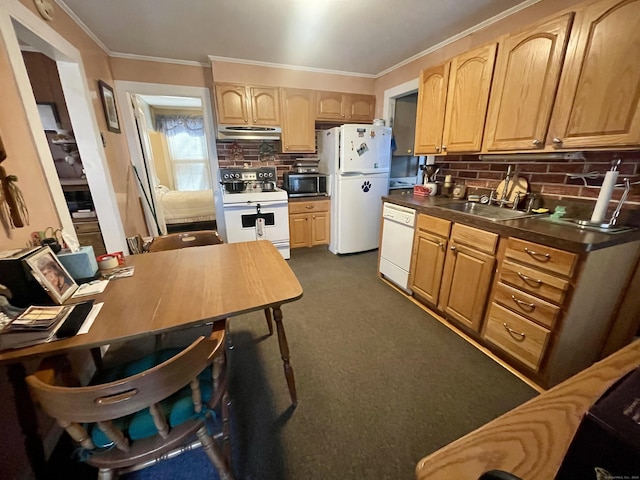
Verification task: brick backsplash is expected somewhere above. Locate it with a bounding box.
[439,151,640,205]
[216,139,640,222]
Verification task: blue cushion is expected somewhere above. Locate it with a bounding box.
[88,349,216,448]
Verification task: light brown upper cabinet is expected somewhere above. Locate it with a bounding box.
[548,0,640,149]
[483,14,574,151]
[414,44,497,154]
[414,63,450,154]
[442,43,497,153]
[215,84,280,126]
[316,92,375,122]
[280,88,316,152]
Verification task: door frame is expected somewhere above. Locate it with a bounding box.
[0,0,127,254]
[114,81,221,238]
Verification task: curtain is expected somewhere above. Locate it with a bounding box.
[155,114,210,191]
[155,114,204,137]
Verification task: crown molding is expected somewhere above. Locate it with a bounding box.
[54,0,111,55]
[207,55,376,79]
[110,51,208,68]
[376,0,543,78]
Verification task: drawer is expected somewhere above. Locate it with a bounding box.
[483,302,550,371]
[500,260,569,305]
[493,282,561,330]
[289,200,330,214]
[74,221,100,234]
[506,238,577,277]
[451,223,498,255]
[416,214,450,238]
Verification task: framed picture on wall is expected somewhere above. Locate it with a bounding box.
[98,80,121,133]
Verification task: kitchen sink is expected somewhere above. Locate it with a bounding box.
[437,201,539,221]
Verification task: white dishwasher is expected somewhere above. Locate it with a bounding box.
[379,202,416,293]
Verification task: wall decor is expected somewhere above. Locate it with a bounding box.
[98,80,121,133]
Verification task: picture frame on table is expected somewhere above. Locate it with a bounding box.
[25,246,78,304]
[98,80,121,133]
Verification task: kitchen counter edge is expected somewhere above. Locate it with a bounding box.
[383,193,640,253]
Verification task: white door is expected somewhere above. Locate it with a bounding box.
[339,125,392,175]
[331,173,388,254]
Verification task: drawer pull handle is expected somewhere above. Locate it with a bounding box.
[524,247,550,261]
[503,323,526,341]
[305,205,313,209]
[517,271,542,285]
[511,295,535,310]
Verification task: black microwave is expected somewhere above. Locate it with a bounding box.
[283,172,328,197]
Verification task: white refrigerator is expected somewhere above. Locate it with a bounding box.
[318,124,392,255]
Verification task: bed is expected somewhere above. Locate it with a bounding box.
[154,185,216,228]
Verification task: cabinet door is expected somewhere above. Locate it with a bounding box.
[549,0,640,149]
[414,63,450,154]
[410,232,447,305]
[439,241,495,332]
[348,94,375,122]
[311,212,330,246]
[249,87,280,125]
[215,84,249,124]
[317,91,346,121]
[484,14,573,151]
[442,43,497,153]
[280,88,316,152]
[289,213,310,248]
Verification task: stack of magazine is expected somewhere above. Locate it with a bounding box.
[0,301,93,350]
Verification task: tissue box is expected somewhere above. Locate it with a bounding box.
[56,246,99,281]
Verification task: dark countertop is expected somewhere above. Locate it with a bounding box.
[383,193,640,253]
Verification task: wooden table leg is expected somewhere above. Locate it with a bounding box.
[263,308,274,336]
[7,362,47,480]
[272,306,297,406]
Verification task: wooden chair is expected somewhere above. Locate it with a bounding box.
[26,322,234,480]
[147,230,274,339]
[147,230,224,252]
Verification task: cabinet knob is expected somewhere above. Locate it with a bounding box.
[435,147,441,153]
[441,145,447,151]
[305,205,313,209]
[438,242,445,250]
[552,137,563,146]
[532,139,541,146]
[450,245,456,252]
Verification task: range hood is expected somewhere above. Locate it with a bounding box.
[217,125,281,141]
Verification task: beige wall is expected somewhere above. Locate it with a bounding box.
[211,60,375,93]
[111,57,213,90]
[0,34,58,250]
[0,1,148,252]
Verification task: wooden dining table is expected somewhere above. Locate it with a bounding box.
[0,240,303,479]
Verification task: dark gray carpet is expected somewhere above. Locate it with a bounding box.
[227,247,537,480]
[48,246,537,480]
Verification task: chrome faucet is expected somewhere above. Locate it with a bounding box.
[609,178,631,226]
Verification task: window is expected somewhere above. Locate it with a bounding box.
[155,114,211,191]
[165,131,210,191]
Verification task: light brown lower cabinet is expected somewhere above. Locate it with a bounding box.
[437,224,497,332]
[289,199,330,248]
[409,214,450,305]
[402,208,640,389]
[409,216,496,333]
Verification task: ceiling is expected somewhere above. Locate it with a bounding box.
[57,0,537,77]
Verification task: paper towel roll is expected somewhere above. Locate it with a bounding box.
[591,170,618,223]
